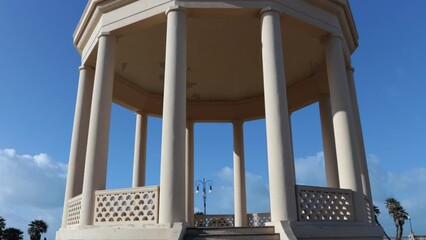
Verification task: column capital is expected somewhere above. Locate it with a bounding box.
[232,120,244,126]
[78,65,95,73]
[322,33,344,45]
[259,7,280,17]
[165,6,187,16]
[135,111,148,117]
[79,65,88,71]
[98,31,114,39]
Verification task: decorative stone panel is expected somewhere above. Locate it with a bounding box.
[194,213,271,227]
[248,213,271,227]
[364,195,374,224]
[94,186,159,224]
[67,195,82,226]
[194,214,234,227]
[296,185,354,222]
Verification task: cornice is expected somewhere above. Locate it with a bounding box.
[331,0,359,49]
[305,0,358,53]
[73,0,138,50]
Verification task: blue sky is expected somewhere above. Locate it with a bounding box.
[0,1,425,239]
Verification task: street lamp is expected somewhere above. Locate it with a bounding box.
[195,178,213,215]
[408,215,414,235]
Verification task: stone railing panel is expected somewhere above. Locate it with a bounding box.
[94,186,159,225]
[296,185,354,222]
[194,213,271,227]
[364,195,374,224]
[248,213,271,227]
[194,214,234,227]
[67,195,82,226]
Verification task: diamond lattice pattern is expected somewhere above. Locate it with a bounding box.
[297,186,354,221]
[67,195,82,226]
[94,187,158,224]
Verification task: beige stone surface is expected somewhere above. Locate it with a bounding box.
[72,0,359,121]
[58,0,379,239]
[79,33,117,226]
[132,113,148,187]
[61,66,94,228]
[233,121,248,227]
[158,6,187,224]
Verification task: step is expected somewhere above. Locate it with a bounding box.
[185,227,275,235]
[184,233,280,240]
[184,227,279,240]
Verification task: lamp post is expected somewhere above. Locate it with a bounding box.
[195,178,213,215]
[408,215,414,235]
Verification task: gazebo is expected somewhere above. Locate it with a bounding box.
[57,0,383,239]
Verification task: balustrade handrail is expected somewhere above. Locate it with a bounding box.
[95,185,159,195]
[93,185,160,225]
[67,184,360,228]
[296,185,355,222]
[194,213,271,227]
[296,185,352,194]
[67,186,160,227]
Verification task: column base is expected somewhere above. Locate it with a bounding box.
[56,222,187,240]
[266,221,383,240]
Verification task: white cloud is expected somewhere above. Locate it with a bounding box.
[245,172,270,213]
[294,151,326,186]
[217,166,233,183]
[213,167,270,214]
[0,148,67,240]
[367,155,426,236]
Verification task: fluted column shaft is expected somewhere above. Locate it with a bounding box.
[325,35,368,222]
[233,121,248,227]
[261,8,297,222]
[319,95,340,188]
[185,122,194,226]
[132,113,148,188]
[159,7,187,224]
[61,66,94,228]
[80,33,116,226]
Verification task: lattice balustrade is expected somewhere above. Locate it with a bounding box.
[194,214,234,227]
[364,195,374,224]
[248,213,271,227]
[94,186,159,224]
[194,213,271,227]
[296,185,354,222]
[67,195,82,226]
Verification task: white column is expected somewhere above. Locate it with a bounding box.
[132,112,148,188]
[260,8,297,222]
[325,35,368,222]
[159,6,187,224]
[233,121,248,227]
[79,33,116,226]
[61,66,94,228]
[185,121,194,226]
[319,95,340,188]
[347,67,372,198]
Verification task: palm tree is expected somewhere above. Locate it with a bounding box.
[385,198,408,240]
[2,227,24,240]
[0,216,6,239]
[28,220,48,240]
[373,205,391,240]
